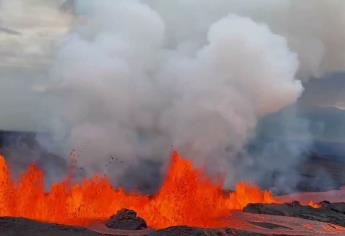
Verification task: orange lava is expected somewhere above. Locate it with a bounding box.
[308,201,321,209]
[0,151,275,228]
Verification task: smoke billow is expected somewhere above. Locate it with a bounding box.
[2,0,345,191]
[148,0,345,79]
[42,1,302,180]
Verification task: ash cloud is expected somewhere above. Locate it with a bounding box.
[1,0,345,191]
[44,1,302,182]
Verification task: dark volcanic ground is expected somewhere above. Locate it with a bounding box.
[0,217,98,236]
[3,209,345,236]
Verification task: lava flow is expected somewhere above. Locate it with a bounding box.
[0,151,275,228]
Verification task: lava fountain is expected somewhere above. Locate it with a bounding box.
[0,151,275,228]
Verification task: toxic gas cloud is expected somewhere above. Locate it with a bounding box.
[1,0,345,191]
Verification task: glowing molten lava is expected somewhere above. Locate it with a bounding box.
[0,151,275,228]
[308,201,321,209]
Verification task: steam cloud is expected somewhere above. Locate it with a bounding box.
[1,0,345,190]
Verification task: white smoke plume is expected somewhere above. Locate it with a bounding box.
[1,0,345,189]
[148,0,345,79]
[45,0,303,179]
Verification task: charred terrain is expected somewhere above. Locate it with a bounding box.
[2,206,345,236]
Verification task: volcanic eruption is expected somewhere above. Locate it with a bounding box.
[1,0,345,235]
[2,151,345,236]
[0,151,275,228]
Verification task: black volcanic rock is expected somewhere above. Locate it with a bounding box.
[244,201,345,227]
[320,201,345,213]
[148,226,264,236]
[106,208,147,230]
[0,217,98,236]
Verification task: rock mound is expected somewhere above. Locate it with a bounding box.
[106,209,147,230]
